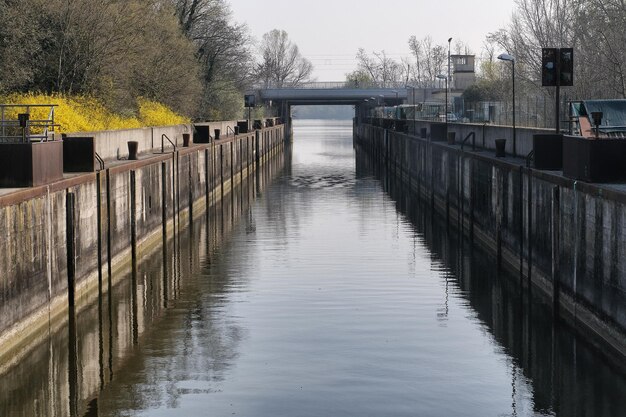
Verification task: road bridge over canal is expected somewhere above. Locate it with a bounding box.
[254,82,408,140]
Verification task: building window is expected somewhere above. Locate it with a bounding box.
[455,57,467,65]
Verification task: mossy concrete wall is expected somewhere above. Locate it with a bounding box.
[0,125,284,362]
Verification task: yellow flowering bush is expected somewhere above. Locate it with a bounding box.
[0,93,189,133]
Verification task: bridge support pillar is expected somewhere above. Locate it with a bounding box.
[280,102,293,143]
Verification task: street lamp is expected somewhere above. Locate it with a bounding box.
[447,37,452,124]
[498,53,516,156]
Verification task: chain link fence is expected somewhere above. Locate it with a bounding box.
[457,94,579,131]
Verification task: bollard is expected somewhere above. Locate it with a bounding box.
[127,141,139,160]
[234,126,239,135]
[495,139,506,157]
[447,131,456,145]
[214,129,221,140]
[182,133,190,147]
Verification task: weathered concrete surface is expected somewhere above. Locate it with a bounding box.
[0,141,287,417]
[0,124,285,364]
[64,122,240,161]
[356,122,626,357]
[405,119,553,157]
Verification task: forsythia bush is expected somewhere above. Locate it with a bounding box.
[1,93,189,133]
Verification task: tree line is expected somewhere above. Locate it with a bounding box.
[348,0,626,103]
[484,0,626,101]
[346,37,471,88]
[0,0,313,121]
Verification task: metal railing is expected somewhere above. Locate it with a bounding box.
[95,152,105,171]
[161,134,177,153]
[255,81,410,90]
[0,104,59,143]
[461,132,476,151]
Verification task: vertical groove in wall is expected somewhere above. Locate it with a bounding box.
[220,145,224,199]
[105,168,113,382]
[130,170,137,265]
[161,161,168,309]
[519,167,524,284]
[130,170,138,346]
[552,186,561,317]
[45,185,53,307]
[105,170,112,286]
[96,171,105,390]
[188,154,193,222]
[204,149,209,210]
[65,191,78,417]
[527,171,533,290]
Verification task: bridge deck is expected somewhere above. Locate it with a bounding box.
[259,88,407,105]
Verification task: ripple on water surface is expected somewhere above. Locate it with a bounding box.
[3,119,622,417]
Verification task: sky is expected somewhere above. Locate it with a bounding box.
[229,0,518,81]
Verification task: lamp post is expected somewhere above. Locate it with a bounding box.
[447,37,452,124]
[436,74,448,125]
[498,53,516,156]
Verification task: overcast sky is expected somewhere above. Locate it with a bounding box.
[230,0,517,81]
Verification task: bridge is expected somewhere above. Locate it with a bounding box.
[254,82,409,139]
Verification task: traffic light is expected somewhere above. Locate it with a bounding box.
[244,94,256,108]
[542,48,557,87]
[559,48,574,86]
[542,48,574,87]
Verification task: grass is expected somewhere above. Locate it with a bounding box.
[0,93,190,134]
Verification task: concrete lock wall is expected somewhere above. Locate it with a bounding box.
[0,124,285,362]
[355,122,626,357]
[406,119,553,157]
[65,122,240,161]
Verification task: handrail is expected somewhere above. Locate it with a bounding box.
[461,132,476,151]
[42,106,55,141]
[95,152,105,171]
[227,126,236,136]
[161,133,177,153]
[526,149,535,168]
[482,122,488,149]
[0,104,58,143]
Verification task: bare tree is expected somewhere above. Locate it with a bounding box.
[345,69,374,88]
[0,0,42,92]
[255,29,313,88]
[575,0,626,97]
[355,49,405,87]
[407,36,446,87]
[171,0,254,119]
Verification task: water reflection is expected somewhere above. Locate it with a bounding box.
[357,134,626,417]
[0,151,285,417]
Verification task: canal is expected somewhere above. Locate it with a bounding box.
[1,119,626,416]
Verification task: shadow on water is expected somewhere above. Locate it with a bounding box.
[355,145,626,417]
[0,150,288,417]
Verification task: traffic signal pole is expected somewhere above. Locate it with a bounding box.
[555,54,560,134]
[543,48,573,134]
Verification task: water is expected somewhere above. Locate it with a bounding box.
[1,120,626,416]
